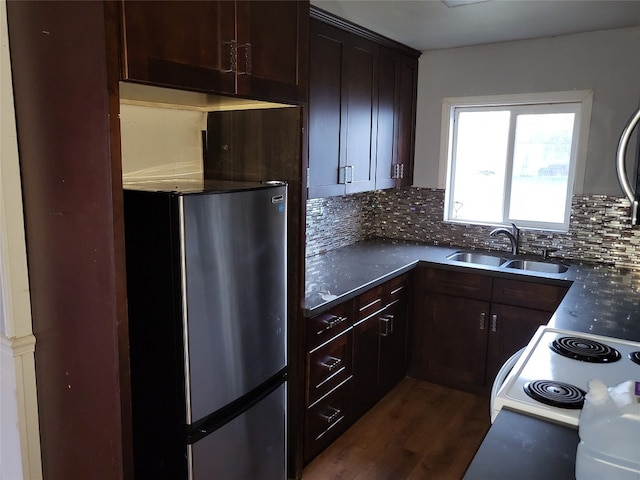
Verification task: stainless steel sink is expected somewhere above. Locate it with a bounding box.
[504,259,568,274]
[446,251,509,267]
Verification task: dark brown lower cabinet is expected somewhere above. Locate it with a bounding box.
[352,312,381,419]
[485,303,552,385]
[304,327,353,463]
[378,302,409,395]
[411,266,569,396]
[352,274,410,419]
[420,293,490,389]
[304,273,411,464]
[378,275,411,396]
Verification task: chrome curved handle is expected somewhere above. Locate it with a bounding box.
[616,106,640,225]
[380,314,394,337]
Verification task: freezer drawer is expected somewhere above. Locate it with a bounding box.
[190,381,286,480]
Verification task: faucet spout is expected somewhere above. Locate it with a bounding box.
[490,223,520,254]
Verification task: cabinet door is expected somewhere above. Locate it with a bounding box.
[352,314,381,419]
[308,20,378,198]
[375,48,418,189]
[486,304,551,386]
[235,1,308,103]
[395,57,418,187]
[418,293,490,388]
[308,20,345,198]
[343,34,378,194]
[378,298,409,396]
[121,1,306,103]
[121,1,236,94]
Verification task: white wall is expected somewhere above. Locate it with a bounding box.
[120,103,207,182]
[0,1,42,478]
[414,26,640,195]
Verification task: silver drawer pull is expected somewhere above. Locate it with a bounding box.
[479,312,486,330]
[390,285,405,296]
[320,356,342,372]
[319,406,341,425]
[320,315,346,334]
[491,314,498,332]
[316,315,347,335]
[380,314,394,336]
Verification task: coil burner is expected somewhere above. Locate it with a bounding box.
[549,336,621,363]
[523,380,586,409]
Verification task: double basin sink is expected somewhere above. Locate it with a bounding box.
[446,251,569,274]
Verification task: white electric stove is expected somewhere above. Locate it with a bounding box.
[492,326,640,426]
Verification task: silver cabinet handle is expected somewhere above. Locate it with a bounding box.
[339,166,346,184]
[479,312,486,330]
[392,164,406,179]
[223,40,237,73]
[317,315,346,336]
[380,314,394,337]
[339,165,355,184]
[491,314,498,332]
[320,356,342,372]
[237,42,251,75]
[346,165,354,183]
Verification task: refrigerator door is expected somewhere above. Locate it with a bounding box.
[189,381,286,479]
[181,185,287,421]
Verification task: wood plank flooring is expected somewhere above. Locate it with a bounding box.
[302,377,491,480]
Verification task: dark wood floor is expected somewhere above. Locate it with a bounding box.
[302,377,491,480]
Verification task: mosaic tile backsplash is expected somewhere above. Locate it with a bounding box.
[305,187,640,269]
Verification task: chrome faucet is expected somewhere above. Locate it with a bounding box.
[490,223,520,254]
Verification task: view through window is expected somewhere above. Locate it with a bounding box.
[444,97,588,232]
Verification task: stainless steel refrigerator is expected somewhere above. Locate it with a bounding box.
[123,179,287,479]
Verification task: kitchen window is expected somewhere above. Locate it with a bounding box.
[442,91,592,232]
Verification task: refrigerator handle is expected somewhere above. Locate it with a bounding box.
[616,106,640,225]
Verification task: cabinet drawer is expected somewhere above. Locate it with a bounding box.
[356,285,384,320]
[492,278,568,312]
[307,301,353,350]
[424,268,492,301]
[385,273,410,305]
[304,378,351,463]
[307,329,353,405]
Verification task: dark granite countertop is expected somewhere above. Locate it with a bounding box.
[304,238,640,342]
[304,238,640,479]
[463,410,579,480]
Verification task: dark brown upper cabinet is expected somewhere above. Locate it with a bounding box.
[375,47,418,189]
[307,8,420,199]
[308,18,378,198]
[120,1,309,104]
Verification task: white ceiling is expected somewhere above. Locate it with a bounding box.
[310,0,640,51]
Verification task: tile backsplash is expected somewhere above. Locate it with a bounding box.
[305,187,640,269]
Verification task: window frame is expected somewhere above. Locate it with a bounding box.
[439,91,593,232]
